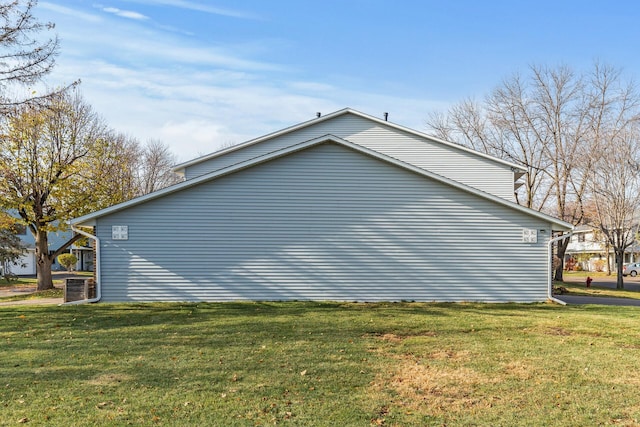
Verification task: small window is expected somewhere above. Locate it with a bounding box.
[577,234,585,243]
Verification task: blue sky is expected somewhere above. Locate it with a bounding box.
[36,1,640,161]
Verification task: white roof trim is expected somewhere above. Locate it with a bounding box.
[72,134,571,230]
[173,108,525,174]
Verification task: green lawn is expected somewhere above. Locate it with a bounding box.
[562,271,613,278]
[0,276,40,288]
[0,287,63,302]
[0,271,92,301]
[0,271,92,288]
[556,281,640,299]
[2,302,640,426]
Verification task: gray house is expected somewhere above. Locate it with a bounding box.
[7,218,73,275]
[70,109,572,303]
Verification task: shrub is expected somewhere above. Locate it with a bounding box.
[553,285,567,294]
[57,253,78,271]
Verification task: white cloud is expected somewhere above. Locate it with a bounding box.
[157,120,232,156]
[123,0,261,20]
[288,81,336,93]
[101,7,149,21]
[38,2,446,164]
[39,2,102,23]
[51,10,278,72]
[49,60,444,162]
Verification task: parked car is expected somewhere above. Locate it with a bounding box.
[623,263,640,277]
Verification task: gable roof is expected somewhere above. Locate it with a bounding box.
[173,108,526,176]
[72,134,571,231]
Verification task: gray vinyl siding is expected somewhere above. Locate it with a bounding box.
[184,114,516,200]
[97,142,549,303]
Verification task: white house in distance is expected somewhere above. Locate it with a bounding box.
[3,213,94,276]
[565,225,640,272]
[9,224,69,275]
[69,108,572,303]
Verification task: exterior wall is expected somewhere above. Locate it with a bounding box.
[183,114,516,200]
[6,250,36,275]
[96,142,550,303]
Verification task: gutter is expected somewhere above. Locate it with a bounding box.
[63,225,101,305]
[548,232,573,305]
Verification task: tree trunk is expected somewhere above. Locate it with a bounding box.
[553,238,569,282]
[35,229,54,291]
[616,249,625,289]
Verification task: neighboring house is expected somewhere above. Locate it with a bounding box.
[565,225,640,272]
[70,240,95,272]
[9,224,70,275]
[4,212,94,275]
[70,108,572,303]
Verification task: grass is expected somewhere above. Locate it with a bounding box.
[556,281,640,299]
[555,270,640,299]
[0,276,39,288]
[0,287,63,302]
[562,270,613,278]
[0,271,92,288]
[0,271,92,301]
[0,275,63,302]
[2,302,640,426]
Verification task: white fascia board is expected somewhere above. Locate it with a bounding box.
[73,133,571,231]
[172,108,525,175]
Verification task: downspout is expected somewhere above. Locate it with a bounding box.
[548,232,573,305]
[64,224,101,304]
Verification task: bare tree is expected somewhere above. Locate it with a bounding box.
[428,88,552,211]
[427,62,640,281]
[485,72,556,211]
[591,125,640,288]
[138,139,182,194]
[87,136,181,203]
[87,132,142,206]
[0,0,67,110]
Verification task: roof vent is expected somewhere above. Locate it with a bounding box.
[384,112,388,121]
[316,112,321,118]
